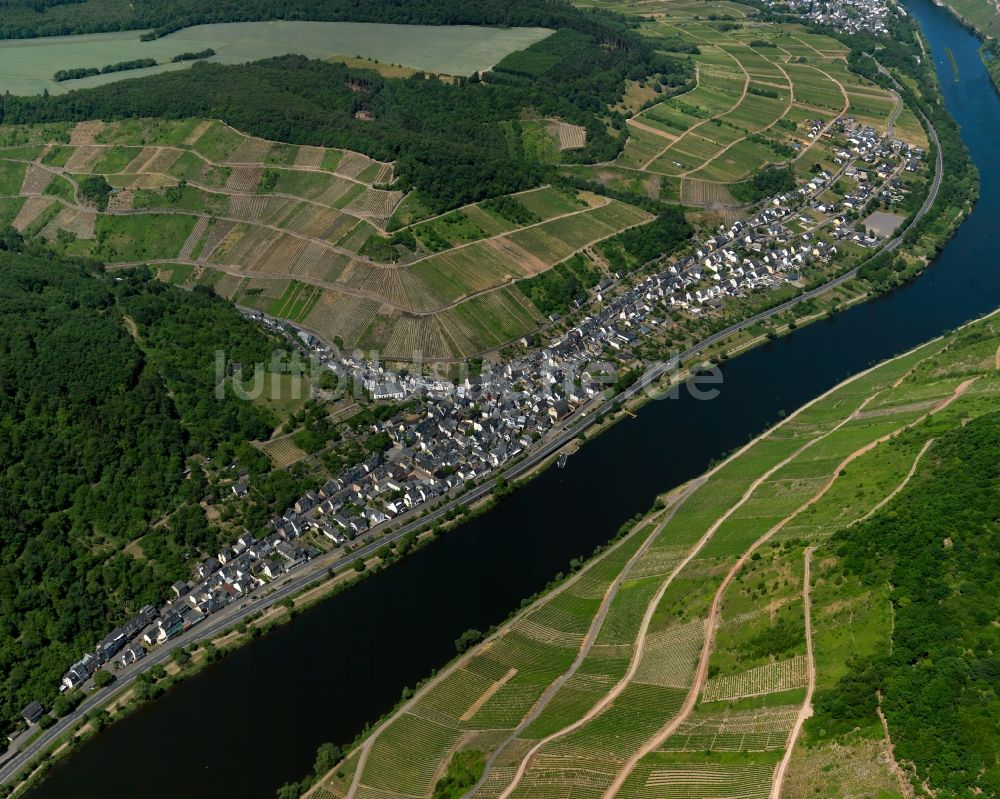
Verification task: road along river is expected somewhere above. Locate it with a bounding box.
[24,3,1000,796]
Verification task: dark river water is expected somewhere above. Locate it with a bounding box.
[27,3,1000,797]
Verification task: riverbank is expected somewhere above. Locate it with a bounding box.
[290,6,992,793]
[982,39,1000,92]
[929,0,1000,91]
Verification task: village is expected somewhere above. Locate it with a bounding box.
[772,0,893,35]
[50,116,923,702]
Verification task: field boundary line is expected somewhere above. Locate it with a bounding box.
[876,690,916,799]
[213,118,395,173]
[287,311,1000,798]
[466,486,700,798]
[626,117,679,142]
[640,45,751,171]
[677,50,795,179]
[789,62,851,165]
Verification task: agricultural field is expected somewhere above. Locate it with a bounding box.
[259,436,309,469]
[591,6,906,206]
[0,118,659,360]
[0,21,554,96]
[306,310,1000,799]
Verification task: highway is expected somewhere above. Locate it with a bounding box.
[0,83,944,793]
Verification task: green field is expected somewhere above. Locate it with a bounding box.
[0,160,27,195]
[94,214,197,261]
[0,21,554,96]
[607,11,903,190]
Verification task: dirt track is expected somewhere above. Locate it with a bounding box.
[770,547,815,799]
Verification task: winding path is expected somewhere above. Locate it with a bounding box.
[639,46,752,171]
[674,45,800,180]
[876,691,916,799]
[0,60,950,792]
[455,489,698,799]
[885,88,904,138]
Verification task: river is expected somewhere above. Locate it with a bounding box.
[26,2,999,796]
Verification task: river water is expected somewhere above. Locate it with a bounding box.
[27,3,999,796]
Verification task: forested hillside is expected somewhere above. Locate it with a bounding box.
[0,9,691,212]
[0,242,277,734]
[812,410,1000,797]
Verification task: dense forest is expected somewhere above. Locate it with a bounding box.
[518,253,603,317]
[728,166,796,204]
[0,5,691,212]
[0,243,278,734]
[812,409,1000,797]
[0,0,635,40]
[597,206,692,272]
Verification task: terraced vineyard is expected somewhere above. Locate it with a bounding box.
[0,118,656,361]
[569,0,919,210]
[304,310,1000,799]
[0,2,920,367]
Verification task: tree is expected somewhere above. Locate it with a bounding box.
[313,742,343,776]
[52,690,84,718]
[0,225,24,252]
[455,628,483,654]
[93,670,115,689]
[276,781,304,799]
[77,174,113,210]
[432,750,486,799]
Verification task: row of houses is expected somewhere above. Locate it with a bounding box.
[60,604,156,690]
